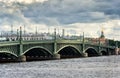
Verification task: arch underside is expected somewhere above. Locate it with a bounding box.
[85,48,99,57]
[101,50,108,56]
[0,52,17,62]
[24,48,53,61]
[58,46,82,58]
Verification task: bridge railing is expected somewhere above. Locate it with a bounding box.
[0,41,19,46]
[0,34,117,48]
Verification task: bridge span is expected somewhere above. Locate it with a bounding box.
[0,38,117,62]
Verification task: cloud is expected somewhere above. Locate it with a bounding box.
[0,0,48,4]
[0,0,120,40]
[1,0,120,25]
[20,0,120,25]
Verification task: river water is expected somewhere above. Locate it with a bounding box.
[0,55,120,78]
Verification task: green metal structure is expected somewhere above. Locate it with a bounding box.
[0,38,116,61]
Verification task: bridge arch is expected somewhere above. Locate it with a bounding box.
[0,51,18,62]
[57,45,82,58]
[22,46,53,61]
[100,50,108,56]
[84,47,99,57]
[0,51,18,57]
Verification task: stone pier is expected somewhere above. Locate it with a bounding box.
[115,48,119,55]
[53,54,60,60]
[83,53,88,57]
[17,55,26,62]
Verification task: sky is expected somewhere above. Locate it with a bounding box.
[0,0,120,40]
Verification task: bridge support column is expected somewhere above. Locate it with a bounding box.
[53,54,60,60]
[108,52,111,55]
[17,55,26,62]
[115,48,119,55]
[83,53,88,57]
[99,53,102,56]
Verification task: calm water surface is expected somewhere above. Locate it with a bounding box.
[0,55,120,78]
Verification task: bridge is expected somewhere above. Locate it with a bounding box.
[0,28,118,62]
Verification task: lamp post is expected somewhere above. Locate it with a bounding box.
[54,28,56,40]
[82,32,85,51]
[17,29,19,40]
[19,27,22,43]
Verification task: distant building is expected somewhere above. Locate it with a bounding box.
[100,29,105,39]
[99,29,106,45]
[84,29,108,45]
[0,32,53,41]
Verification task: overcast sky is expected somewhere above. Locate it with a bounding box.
[0,0,120,40]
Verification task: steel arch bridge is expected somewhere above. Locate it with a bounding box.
[0,39,116,62]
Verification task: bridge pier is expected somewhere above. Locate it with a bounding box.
[108,52,111,55]
[99,53,102,56]
[83,53,88,57]
[115,48,119,55]
[53,54,60,60]
[17,55,26,62]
